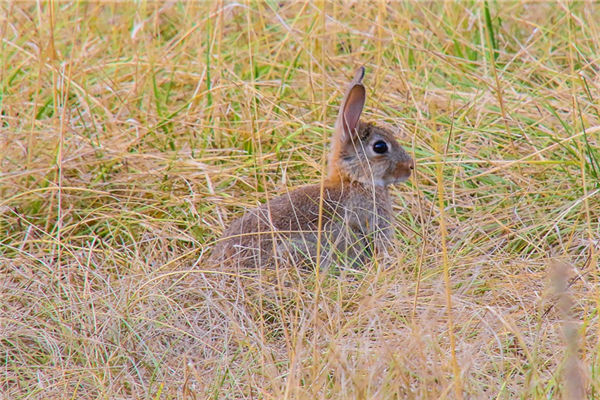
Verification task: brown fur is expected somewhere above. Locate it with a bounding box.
[211,67,413,270]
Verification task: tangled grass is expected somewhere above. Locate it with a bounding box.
[1,2,599,399]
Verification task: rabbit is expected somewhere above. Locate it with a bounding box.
[211,67,414,270]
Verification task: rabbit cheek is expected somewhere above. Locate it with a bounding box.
[370,162,388,185]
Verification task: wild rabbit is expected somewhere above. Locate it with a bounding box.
[212,67,413,269]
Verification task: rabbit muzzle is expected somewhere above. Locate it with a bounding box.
[391,159,414,183]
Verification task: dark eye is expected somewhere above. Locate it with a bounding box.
[373,140,388,154]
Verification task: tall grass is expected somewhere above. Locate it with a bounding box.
[1,2,599,398]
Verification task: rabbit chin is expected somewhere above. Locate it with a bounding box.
[382,174,410,186]
[358,174,409,187]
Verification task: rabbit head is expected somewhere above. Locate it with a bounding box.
[327,67,414,187]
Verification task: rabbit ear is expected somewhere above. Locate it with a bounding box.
[352,66,365,84]
[338,67,366,139]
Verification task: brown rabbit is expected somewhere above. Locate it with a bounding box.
[211,67,413,270]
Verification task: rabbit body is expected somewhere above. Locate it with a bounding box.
[213,180,393,269]
[212,68,413,269]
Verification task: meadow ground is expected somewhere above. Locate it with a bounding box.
[1,2,599,399]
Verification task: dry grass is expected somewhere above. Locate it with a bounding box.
[1,1,599,399]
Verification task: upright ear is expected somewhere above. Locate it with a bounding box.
[338,67,366,139]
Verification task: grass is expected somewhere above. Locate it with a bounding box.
[1,1,599,398]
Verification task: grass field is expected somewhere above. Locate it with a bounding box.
[1,1,599,399]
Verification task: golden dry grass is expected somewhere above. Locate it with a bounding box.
[1,1,599,399]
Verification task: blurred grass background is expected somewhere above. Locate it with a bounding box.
[1,1,599,398]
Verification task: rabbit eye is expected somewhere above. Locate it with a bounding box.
[373,140,388,154]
